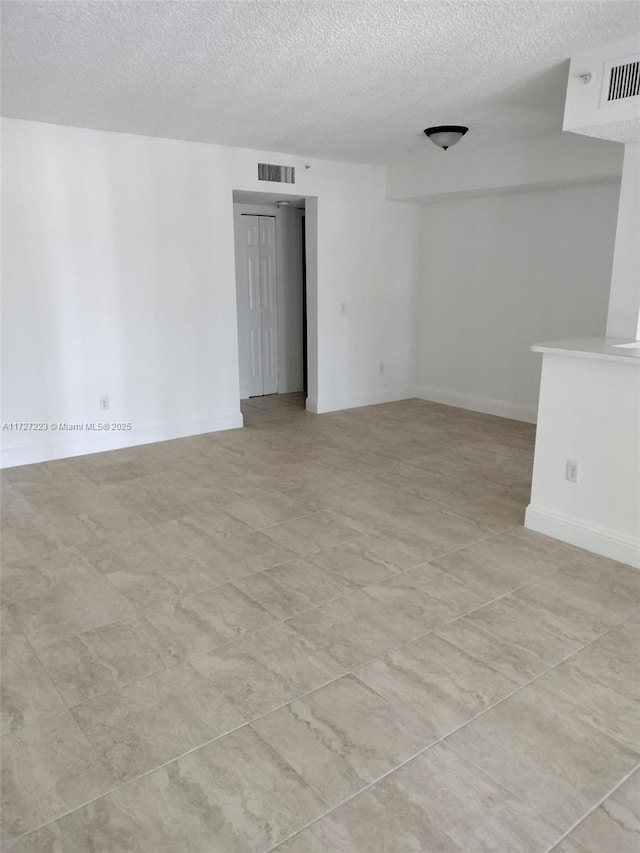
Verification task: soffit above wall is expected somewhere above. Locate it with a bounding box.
[233,191,306,208]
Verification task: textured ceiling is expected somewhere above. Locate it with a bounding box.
[2,1,638,164]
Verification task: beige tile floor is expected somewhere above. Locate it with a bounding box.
[1,393,639,852]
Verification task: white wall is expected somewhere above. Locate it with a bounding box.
[607,142,640,340]
[2,117,623,472]
[387,132,623,202]
[313,189,421,413]
[1,118,421,467]
[415,182,620,422]
[526,352,640,568]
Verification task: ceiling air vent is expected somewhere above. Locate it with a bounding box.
[605,58,639,102]
[564,40,639,142]
[258,163,295,183]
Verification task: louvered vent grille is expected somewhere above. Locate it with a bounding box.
[258,163,295,183]
[607,60,640,101]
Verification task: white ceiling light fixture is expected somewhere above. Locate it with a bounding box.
[424,125,469,151]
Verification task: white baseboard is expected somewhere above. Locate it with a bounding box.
[0,412,244,469]
[414,386,537,424]
[525,504,640,569]
[309,386,416,415]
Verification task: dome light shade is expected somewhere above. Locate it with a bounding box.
[423,125,469,151]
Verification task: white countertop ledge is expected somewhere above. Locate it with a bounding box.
[531,337,640,364]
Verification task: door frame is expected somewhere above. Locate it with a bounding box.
[233,198,315,407]
[297,208,308,398]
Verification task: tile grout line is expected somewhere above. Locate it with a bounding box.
[0,588,535,845]
[8,596,636,850]
[0,670,349,848]
[13,510,490,657]
[26,558,530,728]
[81,502,368,609]
[3,454,531,608]
[262,609,640,853]
[8,615,72,717]
[1,522,619,781]
[436,606,640,794]
[6,532,595,738]
[542,759,640,853]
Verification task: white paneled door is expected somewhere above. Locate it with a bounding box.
[236,214,278,397]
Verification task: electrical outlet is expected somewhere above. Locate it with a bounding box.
[566,460,579,483]
[99,396,110,411]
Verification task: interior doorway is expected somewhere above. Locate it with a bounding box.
[233,192,309,412]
